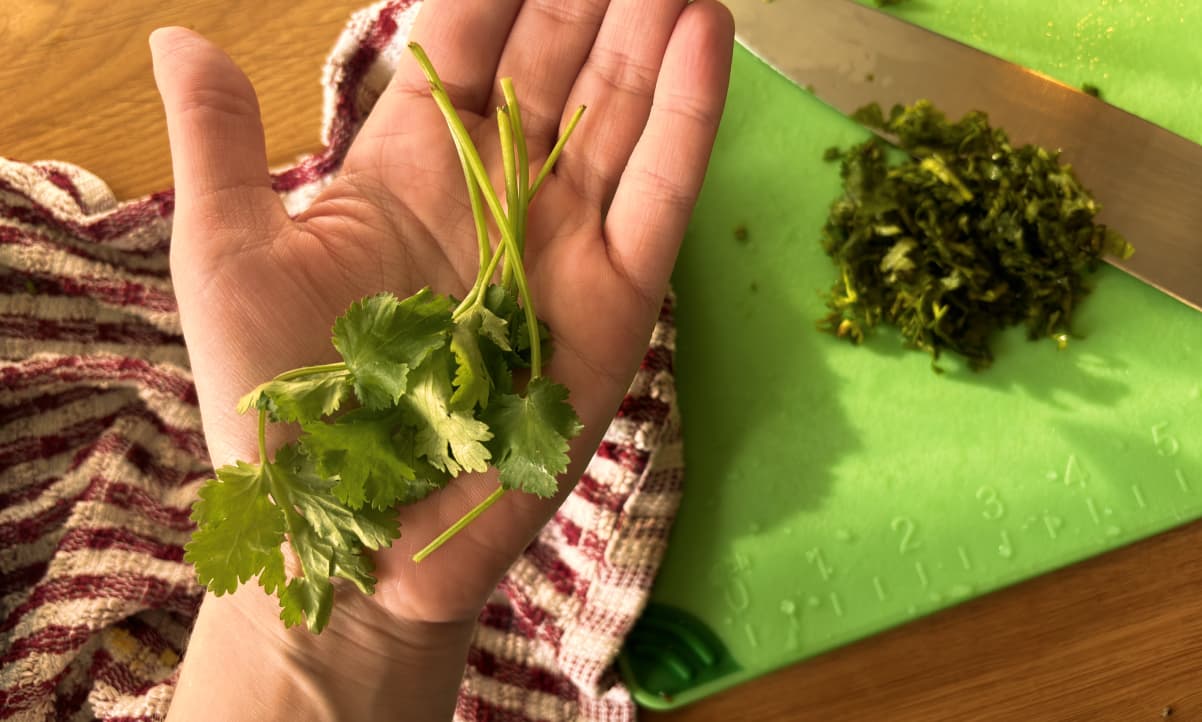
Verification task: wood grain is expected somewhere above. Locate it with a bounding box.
[0,0,365,199]
[5,2,1201,720]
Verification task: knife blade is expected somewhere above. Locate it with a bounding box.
[726,0,1202,312]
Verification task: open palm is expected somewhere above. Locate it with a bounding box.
[153,0,732,634]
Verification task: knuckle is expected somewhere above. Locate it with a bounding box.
[172,83,260,124]
[529,0,607,28]
[632,167,695,211]
[658,91,721,131]
[588,44,660,99]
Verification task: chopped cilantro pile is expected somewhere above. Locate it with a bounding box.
[819,100,1134,369]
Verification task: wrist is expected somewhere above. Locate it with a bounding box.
[169,585,475,722]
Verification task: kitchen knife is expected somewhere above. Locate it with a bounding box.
[726,0,1202,312]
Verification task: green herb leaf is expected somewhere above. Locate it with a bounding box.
[482,377,582,497]
[449,313,492,410]
[184,461,286,596]
[333,289,453,409]
[277,523,335,632]
[403,347,493,475]
[447,301,514,410]
[300,409,420,510]
[482,284,549,368]
[272,444,399,632]
[238,369,353,423]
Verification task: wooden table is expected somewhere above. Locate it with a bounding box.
[6,1,1200,719]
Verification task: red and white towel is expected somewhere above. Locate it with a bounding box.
[0,2,684,719]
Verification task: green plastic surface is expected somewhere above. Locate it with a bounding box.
[621,0,1202,710]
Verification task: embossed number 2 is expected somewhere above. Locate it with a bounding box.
[891,516,921,554]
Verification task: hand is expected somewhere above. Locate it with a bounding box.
[154,1,733,719]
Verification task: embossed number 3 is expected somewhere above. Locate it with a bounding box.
[977,486,1005,520]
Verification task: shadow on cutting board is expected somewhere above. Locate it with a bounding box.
[660,143,863,574]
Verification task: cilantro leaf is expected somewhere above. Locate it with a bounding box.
[332,290,454,409]
[393,424,454,495]
[278,522,336,631]
[481,377,582,497]
[184,462,286,595]
[403,347,492,475]
[300,409,420,510]
[272,445,400,632]
[449,313,492,410]
[473,295,518,398]
[237,369,353,423]
[475,305,511,351]
[280,444,401,552]
[482,284,549,368]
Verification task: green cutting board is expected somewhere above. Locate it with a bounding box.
[619,0,1202,709]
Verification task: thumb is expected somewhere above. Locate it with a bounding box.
[149,27,287,267]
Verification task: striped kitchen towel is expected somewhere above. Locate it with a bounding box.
[0,1,684,720]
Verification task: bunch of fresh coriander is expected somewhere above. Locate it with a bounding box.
[184,43,585,633]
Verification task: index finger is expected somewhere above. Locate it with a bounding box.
[356,0,521,139]
[602,0,735,303]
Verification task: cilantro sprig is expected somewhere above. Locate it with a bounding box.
[184,44,584,633]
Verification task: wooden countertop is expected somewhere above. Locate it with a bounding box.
[6,1,1199,719]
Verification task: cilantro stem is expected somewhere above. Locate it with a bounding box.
[408,44,513,250]
[409,42,543,377]
[452,243,507,320]
[497,105,520,293]
[411,486,505,562]
[451,149,495,317]
[257,409,269,463]
[275,362,348,382]
[500,80,530,293]
[502,80,529,247]
[508,243,542,377]
[460,149,492,293]
[531,105,585,198]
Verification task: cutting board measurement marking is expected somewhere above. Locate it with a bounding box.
[957,547,973,570]
[725,580,751,613]
[1064,454,1089,487]
[816,449,1198,627]
[780,600,802,650]
[977,486,1006,519]
[872,576,888,600]
[1132,484,1148,509]
[914,561,929,588]
[1043,513,1064,540]
[806,547,834,581]
[997,530,1014,559]
[1152,422,1180,457]
[744,623,760,648]
[891,516,922,553]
